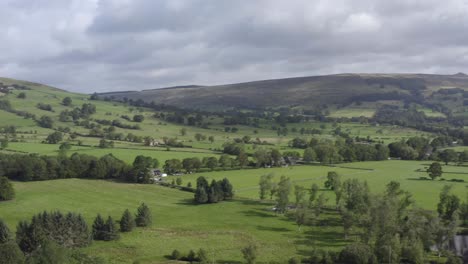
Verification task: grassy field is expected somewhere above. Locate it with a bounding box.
[180,160,468,210]
[0,179,348,263]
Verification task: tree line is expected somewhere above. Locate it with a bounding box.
[0,153,159,184]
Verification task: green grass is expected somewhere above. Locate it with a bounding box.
[181,160,468,209]
[0,179,347,263]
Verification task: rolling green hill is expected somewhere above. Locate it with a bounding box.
[97,73,468,113]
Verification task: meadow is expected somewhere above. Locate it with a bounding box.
[0,179,348,263]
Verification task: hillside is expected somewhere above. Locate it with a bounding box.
[98,73,468,112]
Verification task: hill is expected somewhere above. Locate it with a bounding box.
[97,73,468,112]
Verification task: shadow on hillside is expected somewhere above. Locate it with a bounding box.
[215,260,242,264]
[256,225,291,232]
[243,209,276,218]
[295,229,349,256]
[175,198,196,205]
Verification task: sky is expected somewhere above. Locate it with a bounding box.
[1,0,468,93]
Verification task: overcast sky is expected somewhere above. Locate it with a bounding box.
[1,0,467,93]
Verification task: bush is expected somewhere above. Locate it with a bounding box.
[0,177,15,201]
[171,249,181,260]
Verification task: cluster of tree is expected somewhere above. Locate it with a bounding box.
[37,115,54,128]
[194,176,233,204]
[291,138,389,164]
[0,99,36,120]
[0,176,15,201]
[36,103,54,112]
[389,136,468,163]
[170,248,208,263]
[161,137,185,147]
[93,119,140,130]
[45,131,63,144]
[58,103,97,122]
[0,153,159,184]
[62,97,72,106]
[92,203,151,242]
[16,211,91,253]
[163,155,246,175]
[98,139,114,148]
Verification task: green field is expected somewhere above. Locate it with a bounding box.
[0,179,347,263]
[178,160,468,209]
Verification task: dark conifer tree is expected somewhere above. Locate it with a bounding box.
[120,209,135,232]
[103,216,119,241]
[0,219,11,244]
[194,186,208,204]
[220,178,234,200]
[92,214,105,240]
[135,203,152,227]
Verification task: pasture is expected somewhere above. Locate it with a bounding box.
[0,179,347,263]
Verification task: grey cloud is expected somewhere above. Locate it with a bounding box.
[0,0,468,93]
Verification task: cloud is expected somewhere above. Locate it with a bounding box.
[0,0,467,93]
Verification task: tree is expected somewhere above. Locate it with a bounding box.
[197,248,209,264]
[171,249,181,260]
[0,177,15,201]
[133,114,144,122]
[275,176,291,213]
[38,115,54,128]
[324,171,340,190]
[92,214,105,240]
[208,136,214,143]
[0,139,7,150]
[241,244,257,264]
[0,219,12,243]
[135,203,152,227]
[259,174,273,200]
[194,186,208,204]
[120,209,135,232]
[176,177,182,186]
[303,147,316,162]
[440,149,458,165]
[0,241,24,264]
[295,206,307,231]
[339,243,376,264]
[294,185,306,206]
[28,240,68,264]
[187,250,196,263]
[427,162,443,180]
[309,183,319,205]
[236,151,249,168]
[437,185,460,221]
[103,216,119,241]
[62,97,72,106]
[46,132,63,144]
[220,178,234,200]
[17,92,26,99]
[180,128,187,136]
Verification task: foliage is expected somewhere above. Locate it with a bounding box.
[16,211,90,253]
[120,209,135,232]
[45,132,63,144]
[427,162,443,180]
[0,241,25,264]
[135,203,152,227]
[0,176,15,201]
[241,244,257,264]
[275,176,291,213]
